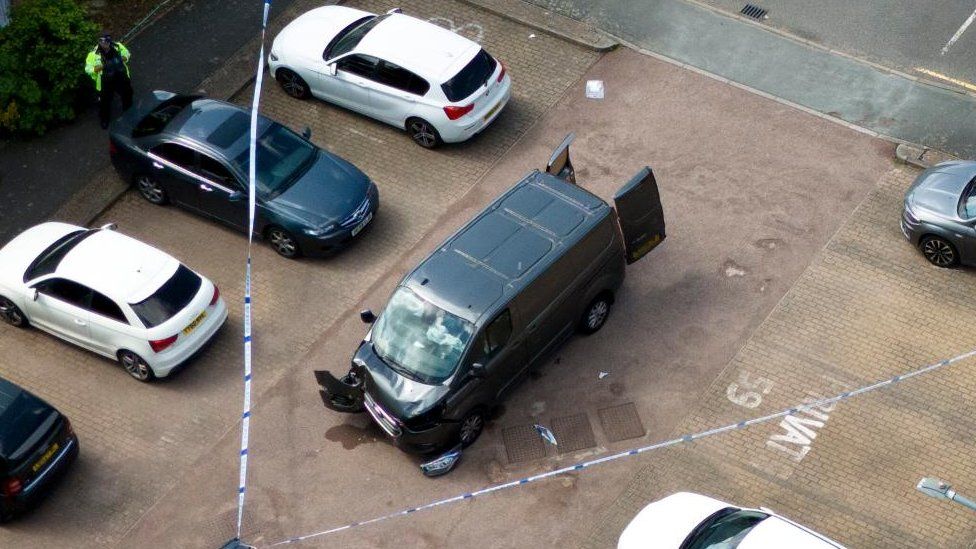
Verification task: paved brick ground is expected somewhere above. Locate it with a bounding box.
[585,167,976,548]
[0,1,597,547]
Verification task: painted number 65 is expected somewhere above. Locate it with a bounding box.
[726,371,773,409]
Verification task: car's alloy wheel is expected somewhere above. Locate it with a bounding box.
[921,236,958,268]
[580,294,611,334]
[0,296,26,327]
[119,350,154,382]
[277,69,310,99]
[458,410,485,447]
[136,174,167,205]
[268,227,300,258]
[408,119,440,149]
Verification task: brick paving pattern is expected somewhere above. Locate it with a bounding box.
[585,167,976,548]
[0,1,597,547]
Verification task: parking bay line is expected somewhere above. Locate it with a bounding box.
[941,5,976,55]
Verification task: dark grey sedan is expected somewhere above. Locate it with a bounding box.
[902,160,976,267]
[109,91,378,258]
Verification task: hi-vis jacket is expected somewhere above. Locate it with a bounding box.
[84,42,131,91]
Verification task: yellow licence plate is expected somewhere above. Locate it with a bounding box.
[183,311,207,336]
[483,101,501,121]
[32,442,59,473]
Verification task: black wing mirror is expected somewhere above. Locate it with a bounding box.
[228,191,244,202]
[469,362,486,378]
[360,309,376,324]
[302,126,312,139]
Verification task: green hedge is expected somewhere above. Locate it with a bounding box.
[0,0,98,136]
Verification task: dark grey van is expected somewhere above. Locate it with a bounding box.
[316,137,665,454]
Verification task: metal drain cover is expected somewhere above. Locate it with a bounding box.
[598,403,646,442]
[551,413,597,453]
[741,4,767,19]
[502,424,547,463]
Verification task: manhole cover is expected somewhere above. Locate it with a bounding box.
[550,413,596,453]
[740,4,768,19]
[598,403,646,442]
[502,424,547,463]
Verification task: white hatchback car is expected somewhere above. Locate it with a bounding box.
[0,222,227,381]
[268,6,512,148]
[619,492,845,549]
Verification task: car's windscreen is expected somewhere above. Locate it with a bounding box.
[129,264,202,328]
[325,14,387,60]
[23,229,93,283]
[681,508,769,549]
[441,49,496,102]
[959,177,976,218]
[233,123,317,199]
[371,287,475,384]
[132,95,198,138]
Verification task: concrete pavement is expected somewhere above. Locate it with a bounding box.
[524,0,976,159]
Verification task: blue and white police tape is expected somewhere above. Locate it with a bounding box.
[264,346,976,547]
[236,0,273,540]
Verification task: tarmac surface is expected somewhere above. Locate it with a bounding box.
[526,0,976,159]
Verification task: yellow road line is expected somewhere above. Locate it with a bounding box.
[914,67,976,93]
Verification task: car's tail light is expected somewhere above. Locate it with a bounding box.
[109,139,118,155]
[210,285,220,306]
[443,104,474,120]
[149,335,178,353]
[64,417,74,437]
[3,477,22,497]
[496,61,507,82]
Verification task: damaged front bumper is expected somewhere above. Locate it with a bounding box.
[314,369,365,413]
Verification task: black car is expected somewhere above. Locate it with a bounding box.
[109,90,379,258]
[0,377,79,521]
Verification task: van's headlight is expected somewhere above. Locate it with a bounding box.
[304,224,335,237]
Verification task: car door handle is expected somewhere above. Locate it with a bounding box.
[73,319,87,326]
[152,162,164,169]
[199,184,214,192]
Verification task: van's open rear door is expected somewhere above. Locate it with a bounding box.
[613,167,666,264]
[546,133,576,184]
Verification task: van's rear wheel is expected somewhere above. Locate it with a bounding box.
[579,294,612,335]
[458,410,485,447]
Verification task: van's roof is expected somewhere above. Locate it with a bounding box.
[404,170,611,324]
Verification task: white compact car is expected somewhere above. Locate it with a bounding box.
[268,6,512,148]
[618,492,845,549]
[0,222,227,381]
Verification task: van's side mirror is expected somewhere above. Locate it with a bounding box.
[469,362,486,379]
[327,63,337,77]
[360,309,376,324]
[302,126,312,140]
[228,191,243,202]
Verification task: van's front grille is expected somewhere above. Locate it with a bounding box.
[363,392,402,438]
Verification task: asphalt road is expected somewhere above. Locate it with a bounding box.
[700,0,976,87]
[0,0,297,245]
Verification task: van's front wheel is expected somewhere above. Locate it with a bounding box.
[579,293,612,335]
[458,410,485,447]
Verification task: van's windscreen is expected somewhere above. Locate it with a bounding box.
[371,287,474,384]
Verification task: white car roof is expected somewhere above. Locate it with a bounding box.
[0,222,80,283]
[277,5,373,53]
[56,229,179,304]
[356,13,481,83]
[617,492,845,549]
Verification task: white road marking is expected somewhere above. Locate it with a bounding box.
[941,5,976,55]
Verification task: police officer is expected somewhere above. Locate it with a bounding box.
[85,33,133,129]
